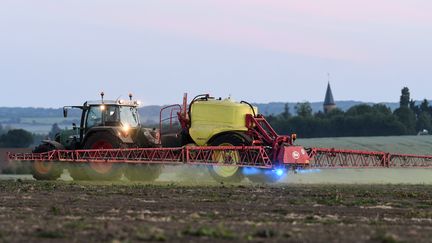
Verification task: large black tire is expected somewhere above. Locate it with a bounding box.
[124,164,163,182]
[75,132,123,181]
[208,133,251,183]
[31,143,63,180]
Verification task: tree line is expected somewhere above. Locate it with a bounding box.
[0,124,35,148]
[0,127,33,148]
[0,122,62,148]
[268,87,432,138]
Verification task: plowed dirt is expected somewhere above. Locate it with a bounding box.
[0,181,431,242]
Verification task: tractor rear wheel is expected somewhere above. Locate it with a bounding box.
[31,143,63,180]
[208,133,250,183]
[77,132,123,181]
[124,164,163,182]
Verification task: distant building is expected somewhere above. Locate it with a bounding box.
[323,82,336,114]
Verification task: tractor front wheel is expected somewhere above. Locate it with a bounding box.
[31,143,63,180]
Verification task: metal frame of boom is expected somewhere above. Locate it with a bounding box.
[7,146,432,169]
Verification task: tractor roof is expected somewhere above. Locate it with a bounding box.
[84,100,140,107]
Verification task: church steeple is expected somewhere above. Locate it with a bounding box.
[323,82,336,114]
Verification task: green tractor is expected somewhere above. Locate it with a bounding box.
[32,93,162,181]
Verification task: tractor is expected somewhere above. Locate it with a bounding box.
[32,93,161,181]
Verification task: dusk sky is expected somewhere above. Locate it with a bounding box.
[1,0,431,108]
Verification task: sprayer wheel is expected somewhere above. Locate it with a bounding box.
[124,164,163,182]
[208,133,250,183]
[31,143,62,180]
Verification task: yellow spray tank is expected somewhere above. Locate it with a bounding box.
[188,97,257,146]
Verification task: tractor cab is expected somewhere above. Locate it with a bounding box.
[81,100,140,132]
[56,93,159,150]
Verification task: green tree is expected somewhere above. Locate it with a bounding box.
[327,108,344,117]
[295,102,312,117]
[420,99,430,114]
[343,104,405,136]
[400,87,410,108]
[346,104,374,116]
[409,99,420,116]
[280,103,291,119]
[416,112,432,133]
[0,129,34,148]
[394,107,416,134]
[372,104,392,115]
[266,114,277,124]
[393,87,417,134]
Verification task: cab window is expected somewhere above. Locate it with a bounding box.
[120,106,140,127]
[86,106,102,129]
[104,106,120,125]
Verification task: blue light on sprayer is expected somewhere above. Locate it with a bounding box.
[242,167,286,179]
[275,169,284,177]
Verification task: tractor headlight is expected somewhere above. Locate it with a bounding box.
[121,124,130,137]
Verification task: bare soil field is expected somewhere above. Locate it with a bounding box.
[1,180,431,242]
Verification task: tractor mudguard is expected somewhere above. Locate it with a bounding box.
[206,131,252,146]
[137,127,160,147]
[40,140,66,150]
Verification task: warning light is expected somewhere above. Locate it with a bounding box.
[275,169,284,177]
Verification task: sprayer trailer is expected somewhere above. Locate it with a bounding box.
[7,93,432,183]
